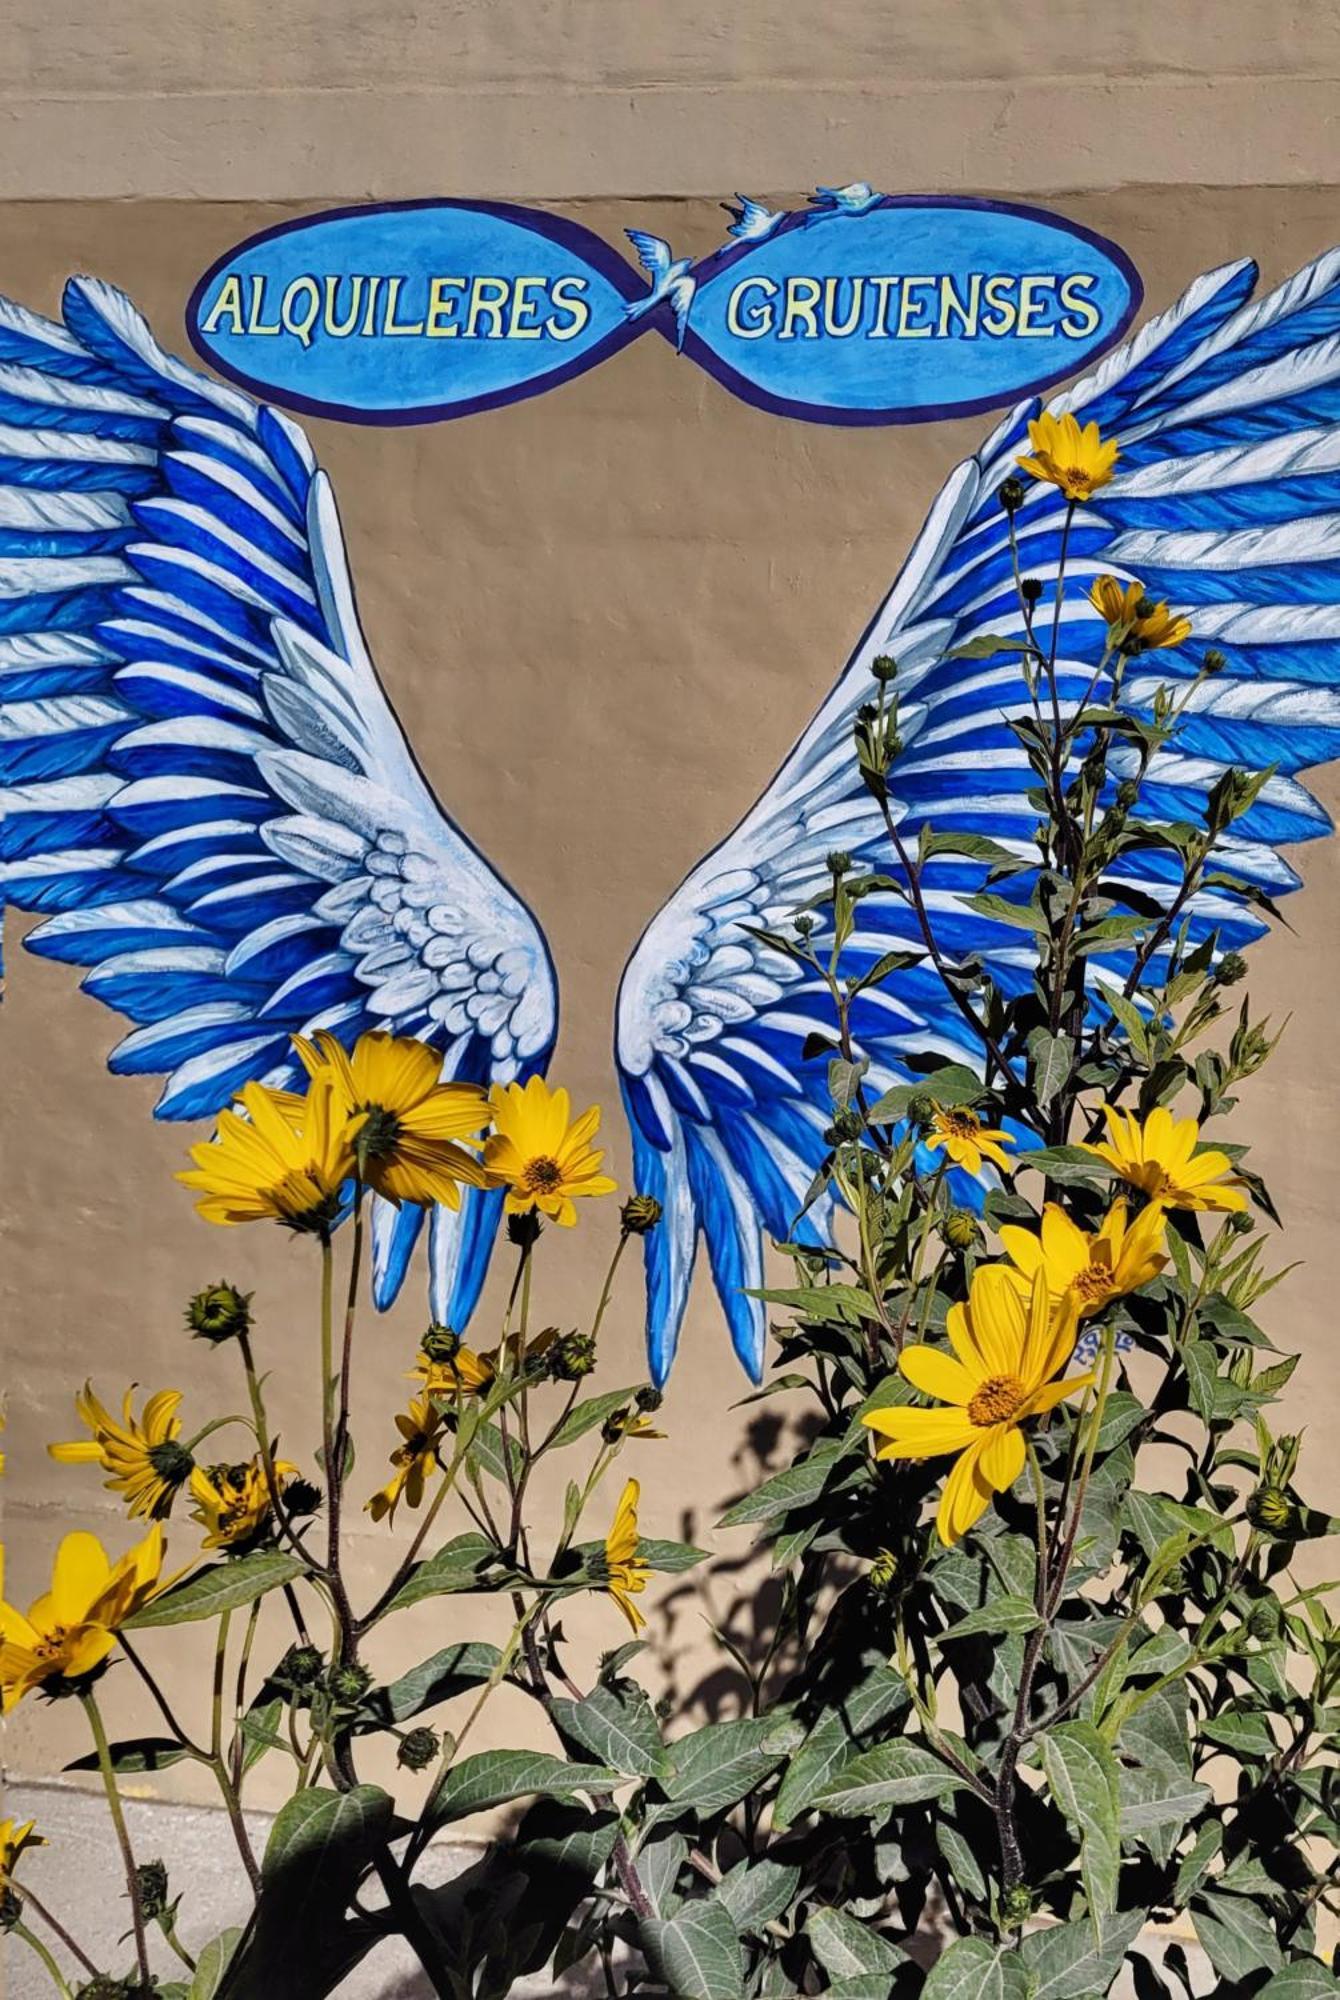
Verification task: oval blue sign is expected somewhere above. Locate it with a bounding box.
[187,199,644,424]
[683,196,1142,426]
[187,194,1141,429]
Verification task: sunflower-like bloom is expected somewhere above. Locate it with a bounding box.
[1079,1105,1247,1214]
[0,1526,171,1710]
[1088,575,1191,655]
[863,1267,1090,1547]
[603,1478,651,1631]
[48,1384,193,1521]
[924,1106,1015,1179]
[178,1077,360,1232]
[188,1456,297,1552]
[366,1393,447,1525]
[414,1344,497,1398]
[1017,410,1119,502]
[286,1031,496,1209]
[1000,1200,1167,1320]
[485,1077,617,1227]
[0,1816,44,1888]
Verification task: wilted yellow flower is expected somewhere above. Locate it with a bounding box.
[999,1200,1167,1320]
[188,1456,296,1552]
[414,1344,496,1398]
[178,1076,360,1232]
[924,1106,1015,1179]
[1088,575,1191,654]
[286,1030,496,1209]
[0,1816,44,1889]
[863,1267,1089,1547]
[603,1478,650,1632]
[49,1384,193,1521]
[0,1526,171,1709]
[1079,1105,1247,1214]
[366,1394,446,1525]
[485,1077,617,1227]
[1017,409,1119,502]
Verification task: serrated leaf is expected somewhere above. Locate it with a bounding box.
[658,1715,790,1816]
[550,1681,669,1779]
[941,1594,1040,1642]
[923,1936,1027,2000]
[1018,1907,1143,1998]
[774,1668,910,1828]
[808,1907,898,1977]
[378,1531,497,1614]
[813,1741,966,1816]
[713,1857,801,1935]
[127,1551,307,1629]
[1192,1888,1284,1983]
[426,1749,620,1827]
[369,1641,502,1725]
[642,1901,744,2000]
[1040,1721,1122,1924]
[1030,1029,1074,1107]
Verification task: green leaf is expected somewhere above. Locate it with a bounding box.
[190,1931,242,1999]
[774,1667,910,1828]
[637,1829,687,1917]
[217,1786,389,2000]
[238,1700,287,1775]
[426,1749,620,1826]
[370,1640,502,1725]
[1200,1711,1278,1759]
[378,1531,498,1614]
[1030,1029,1074,1108]
[637,1537,711,1574]
[807,1907,898,1978]
[1017,1907,1143,1998]
[713,1856,802,1935]
[941,1594,1040,1642]
[550,1681,670,1779]
[548,1387,644,1449]
[813,1741,967,1816]
[1262,1963,1340,1998]
[965,890,1047,933]
[658,1715,794,1816]
[1192,1888,1284,1983]
[1015,1145,1106,1186]
[65,1735,194,1774]
[923,1936,1028,2000]
[718,1439,854,1527]
[745,1283,878,1327]
[945,634,1033,661]
[641,1901,744,2000]
[1173,1822,1222,1904]
[126,1551,308,1629]
[1039,1721,1122,1925]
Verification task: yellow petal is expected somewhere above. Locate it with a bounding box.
[898,1345,978,1408]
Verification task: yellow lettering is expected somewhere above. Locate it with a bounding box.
[383,275,425,336]
[822,276,864,338]
[896,278,935,338]
[938,273,982,338]
[322,275,365,338]
[247,274,282,336]
[465,277,510,339]
[547,276,591,341]
[1016,274,1058,336]
[425,278,465,336]
[506,277,545,338]
[726,276,776,338]
[1059,273,1101,338]
[980,274,1019,337]
[778,276,822,341]
[867,275,900,338]
[200,275,245,337]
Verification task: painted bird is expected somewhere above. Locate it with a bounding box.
[721,195,786,244]
[809,182,885,215]
[622,230,697,351]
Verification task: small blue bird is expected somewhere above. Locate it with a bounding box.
[623,229,697,351]
[721,194,785,243]
[809,182,885,216]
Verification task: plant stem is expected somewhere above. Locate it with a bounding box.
[15,1886,99,1980]
[82,1689,152,1987]
[11,1922,73,1997]
[370,1848,454,1999]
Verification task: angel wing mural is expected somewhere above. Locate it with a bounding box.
[618,247,1340,1385]
[0,278,557,1327]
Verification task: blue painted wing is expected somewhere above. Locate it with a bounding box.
[0,277,558,1325]
[617,246,1340,1385]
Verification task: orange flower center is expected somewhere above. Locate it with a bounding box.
[33,1627,71,1663]
[968,1374,1027,1427]
[937,1109,981,1139]
[1072,1261,1114,1304]
[520,1155,563,1195]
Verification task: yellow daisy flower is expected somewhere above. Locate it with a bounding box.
[1017,409,1119,502]
[485,1077,617,1227]
[0,1816,44,1889]
[0,1525,171,1710]
[863,1267,1090,1547]
[286,1030,497,1210]
[366,1393,446,1525]
[1088,575,1191,655]
[414,1344,497,1399]
[999,1200,1167,1320]
[48,1383,193,1521]
[924,1106,1015,1179]
[603,1478,650,1632]
[188,1456,297,1552]
[178,1076,360,1232]
[1079,1105,1248,1214]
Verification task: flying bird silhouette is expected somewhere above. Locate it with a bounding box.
[721,195,786,244]
[622,231,698,352]
[0,277,558,1328]
[616,246,1340,1385]
[809,183,885,216]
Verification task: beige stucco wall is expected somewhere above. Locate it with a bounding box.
[1,0,1338,1843]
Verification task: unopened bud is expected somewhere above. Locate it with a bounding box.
[869,1548,899,1591]
[186,1282,252,1345]
[794,913,817,939]
[621,1195,663,1236]
[1115,779,1140,810]
[871,654,898,683]
[135,1860,171,1921]
[1203,649,1227,676]
[635,1385,664,1414]
[420,1324,461,1365]
[1246,1598,1281,1641]
[326,1662,373,1706]
[549,1331,598,1382]
[942,1209,979,1251]
[998,477,1025,513]
[1020,576,1043,605]
[280,1644,325,1691]
[905,1093,937,1129]
[1214,951,1247,987]
[826,850,853,877]
[0,1887,22,1932]
[1246,1485,1298,1538]
[397,1726,441,1772]
[831,1106,863,1142]
[1000,1884,1033,1926]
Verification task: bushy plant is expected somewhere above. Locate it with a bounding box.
[3,417,1337,2000]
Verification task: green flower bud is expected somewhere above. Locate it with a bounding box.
[1246,1485,1299,1538]
[635,1385,664,1414]
[905,1092,937,1129]
[1203,648,1227,675]
[397,1726,441,1772]
[1214,951,1247,987]
[869,1548,899,1592]
[998,477,1025,512]
[942,1209,979,1251]
[75,1982,141,2000]
[794,912,817,938]
[136,1860,171,1922]
[185,1282,252,1345]
[1246,1598,1281,1641]
[420,1323,462,1364]
[326,1662,373,1706]
[831,1105,864,1142]
[1020,576,1043,605]
[549,1330,598,1381]
[871,653,898,682]
[621,1194,663,1236]
[280,1643,325,1691]
[826,850,853,877]
[1115,779,1140,810]
[1000,1884,1033,1926]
